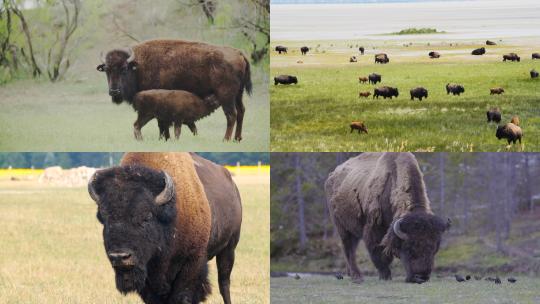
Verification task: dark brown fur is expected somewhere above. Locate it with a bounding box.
[410,87,428,100]
[496,123,522,145]
[428,51,440,59]
[502,53,520,62]
[490,87,504,95]
[358,77,368,84]
[486,107,501,123]
[375,53,389,64]
[359,92,371,98]
[533,53,540,60]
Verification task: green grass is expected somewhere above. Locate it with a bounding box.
[0,75,269,152]
[271,42,540,152]
[0,175,269,304]
[271,275,540,304]
[390,28,444,35]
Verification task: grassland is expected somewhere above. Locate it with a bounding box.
[271,275,540,304]
[0,74,269,152]
[0,171,269,304]
[271,40,540,151]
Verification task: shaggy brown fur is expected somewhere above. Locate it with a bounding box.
[358,91,371,98]
[375,53,389,64]
[510,115,520,126]
[496,123,523,145]
[358,77,368,83]
[133,90,220,141]
[350,121,368,134]
[490,87,505,95]
[502,53,520,62]
[486,107,501,123]
[325,153,449,284]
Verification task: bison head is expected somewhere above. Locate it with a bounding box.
[88,165,176,294]
[496,125,506,139]
[97,48,139,104]
[381,213,450,284]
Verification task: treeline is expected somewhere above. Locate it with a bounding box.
[271,153,540,259]
[0,152,269,168]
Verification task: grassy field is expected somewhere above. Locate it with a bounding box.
[271,275,540,304]
[0,172,269,304]
[0,74,269,152]
[271,40,540,152]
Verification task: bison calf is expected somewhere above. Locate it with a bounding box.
[486,107,501,123]
[503,53,520,62]
[358,77,368,84]
[496,123,523,145]
[359,91,371,98]
[374,86,399,99]
[133,90,220,141]
[446,83,465,96]
[410,87,428,101]
[274,75,298,85]
[531,69,539,78]
[350,121,368,134]
[490,87,505,95]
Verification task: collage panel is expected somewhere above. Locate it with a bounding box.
[270,0,540,152]
[271,152,540,303]
[0,152,269,304]
[0,0,269,152]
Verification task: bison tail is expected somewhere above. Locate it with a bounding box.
[243,55,253,96]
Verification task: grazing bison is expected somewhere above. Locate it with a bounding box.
[133,90,220,141]
[490,87,505,95]
[325,153,450,284]
[350,121,368,134]
[446,83,465,96]
[510,115,520,126]
[374,86,399,99]
[503,53,520,62]
[486,107,501,123]
[532,53,540,60]
[368,73,382,84]
[359,92,371,98]
[359,47,365,55]
[428,51,440,59]
[410,87,428,101]
[274,75,298,85]
[88,152,242,304]
[96,39,251,142]
[531,69,539,78]
[350,56,358,63]
[358,77,368,84]
[275,45,288,54]
[471,47,486,55]
[300,46,309,55]
[375,53,389,64]
[496,123,522,145]
[486,40,496,46]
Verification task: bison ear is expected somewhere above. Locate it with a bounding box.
[96,64,106,72]
[127,61,138,71]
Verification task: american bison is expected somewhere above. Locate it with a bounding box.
[301,46,309,55]
[490,87,505,95]
[325,153,450,284]
[532,53,540,60]
[486,107,501,123]
[350,121,368,134]
[428,51,440,59]
[132,90,220,141]
[350,56,358,63]
[275,45,288,54]
[496,123,522,145]
[274,75,298,85]
[358,77,368,84]
[531,69,539,78]
[472,47,486,55]
[375,53,389,64]
[410,87,428,101]
[359,47,365,55]
[446,83,465,96]
[510,115,520,126]
[503,53,520,62]
[96,39,251,142]
[374,86,399,99]
[359,91,371,98]
[88,152,242,304]
[368,73,382,84]
[486,40,496,46]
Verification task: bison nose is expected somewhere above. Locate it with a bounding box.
[109,89,121,97]
[108,251,134,269]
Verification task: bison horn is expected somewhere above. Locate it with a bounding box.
[393,218,409,240]
[88,171,100,203]
[100,51,106,64]
[125,48,135,63]
[155,171,174,205]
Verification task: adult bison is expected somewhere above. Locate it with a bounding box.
[410,87,428,100]
[428,51,440,59]
[375,53,389,64]
[446,83,465,96]
[486,40,497,46]
[531,69,539,78]
[274,75,298,85]
[471,47,486,55]
[532,53,540,60]
[88,152,242,304]
[368,73,382,84]
[503,53,520,62]
[300,46,309,55]
[374,86,399,99]
[486,107,501,123]
[275,45,288,54]
[325,153,450,284]
[97,39,252,142]
[359,47,365,55]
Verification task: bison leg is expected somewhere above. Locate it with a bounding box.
[338,230,363,283]
[157,120,171,141]
[169,256,209,304]
[350,127,354,133]
[133,113,154,141]
[187,122,198,136]
[216,241,238,304]
[174,122,182,139]
[234,93,245,142]
[222,104,237,142]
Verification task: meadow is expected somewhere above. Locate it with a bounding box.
[270,40,540,152]
[0,170,269,304]
[271,275,540,304]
